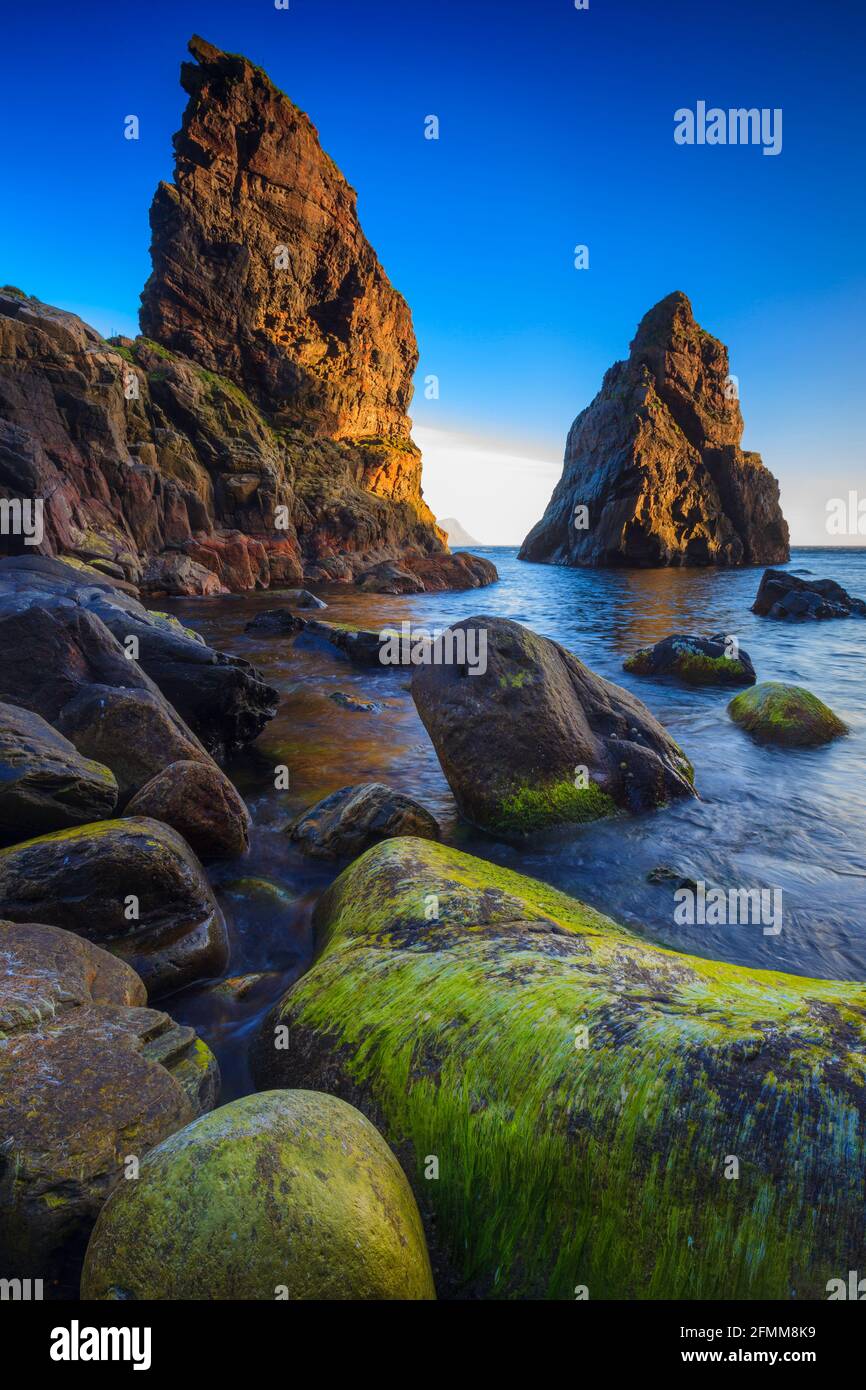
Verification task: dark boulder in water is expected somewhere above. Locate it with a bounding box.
[288,782,440,860]
[623,633,756,686]
[244,608,305,636]
[125,759,251,861]
[752,568,866,620]
[301,619,388,667]
[411,616,696,833]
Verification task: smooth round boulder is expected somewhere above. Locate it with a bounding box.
[288,782,440,859]
[727,682,847,747]
[81,1090,436,1301]
[623,633,756,686]
[0,816,229,997]
[0,700,117,840]
[55,683,212,805]
[126,760,251,860]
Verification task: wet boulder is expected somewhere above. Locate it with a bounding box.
[0,920,218,1297]
[56,685,211,805]
[623,633,756,686]
[244,608,305,635]
[81,1090,436,1300]
[252,836,866,1300]
[752,568,866,620]
[728,682,847,747]
[0,598,172,728]
[278,588,327,609]
[301,619,388,667]
[0,817,229,997]
[126,760,251,860]
[411,616,696,832]
[0,556,278,756]
[356,561,425,594]
[288,782,440,860]
[0,702,117,840]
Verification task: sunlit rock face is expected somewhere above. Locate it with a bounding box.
[0,38,498,594]
[140,35,418,443]
[520,292,789,569]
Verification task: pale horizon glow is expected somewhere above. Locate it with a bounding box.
[414,425,561,547]
[415,425,864,551]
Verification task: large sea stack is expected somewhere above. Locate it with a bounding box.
[0,37,495,596]
[520,292,789,568]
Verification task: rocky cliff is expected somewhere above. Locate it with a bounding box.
[520,292,789,568]
[141,36,415,442]
[0,38,495,597]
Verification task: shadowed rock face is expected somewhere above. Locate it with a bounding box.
[0,556,278,758]
[520,292,789,569]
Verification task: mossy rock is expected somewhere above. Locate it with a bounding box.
[411,617,696,832]
[623,634,756,687]
[727,682,847,746]
[493,778,617,831]
[81,1090,436,1301]
[252,836,866,1300]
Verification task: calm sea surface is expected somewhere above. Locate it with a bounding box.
[161,548,866,1096]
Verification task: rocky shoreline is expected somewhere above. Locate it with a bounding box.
[0,30,862,1307]
[0,550,862,1298]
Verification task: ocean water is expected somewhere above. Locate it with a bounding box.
[163,548,866,1096]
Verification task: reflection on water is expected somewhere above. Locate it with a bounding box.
[161,548,866,1098]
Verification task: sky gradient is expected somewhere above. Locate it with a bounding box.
[2,0,864,543]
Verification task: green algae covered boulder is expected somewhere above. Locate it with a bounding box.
[81,1090,436,1301]
[728,681,847,746]
[623,633,756,686]
[252,836,866,1300]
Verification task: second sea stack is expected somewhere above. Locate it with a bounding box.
[520,292,789,569]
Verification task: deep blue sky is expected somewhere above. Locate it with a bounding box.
[2,0,864,541]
